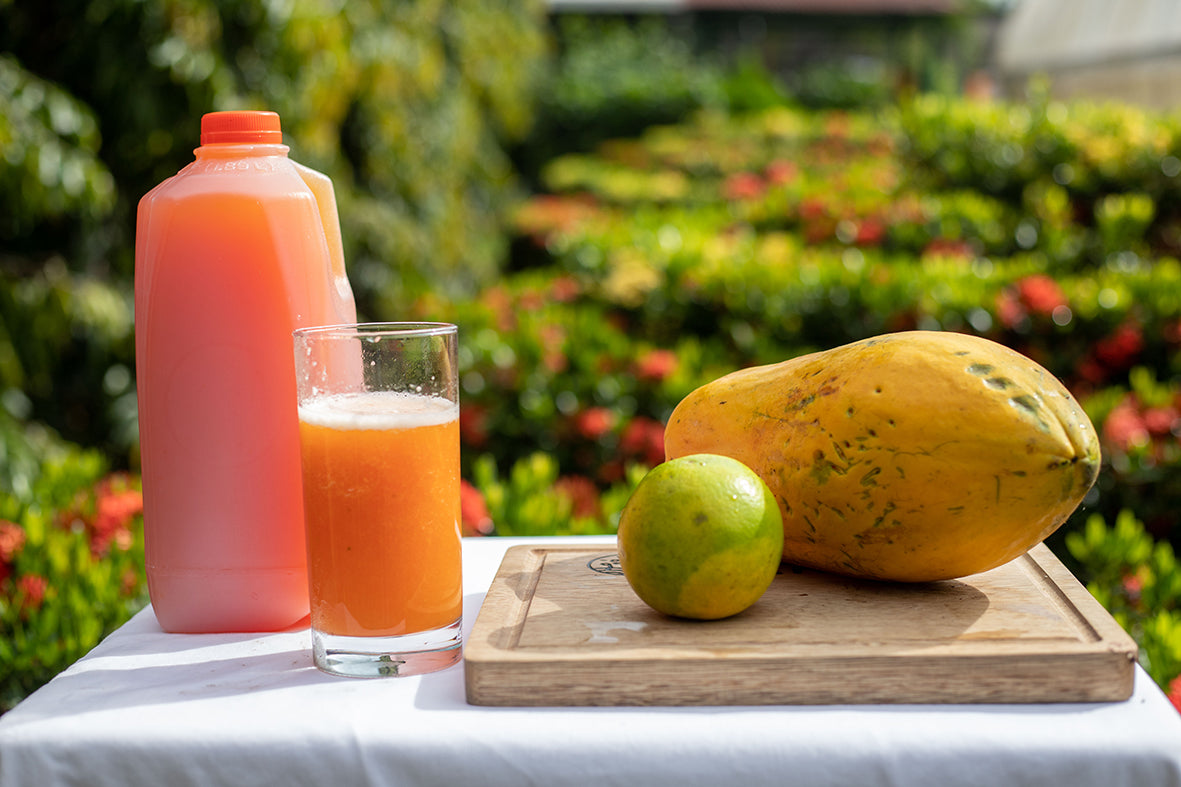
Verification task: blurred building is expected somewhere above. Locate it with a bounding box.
[996,0,1181,108]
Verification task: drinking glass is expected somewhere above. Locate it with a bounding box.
[293,322,462,677]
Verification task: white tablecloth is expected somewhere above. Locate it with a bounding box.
[2,536,1180,787]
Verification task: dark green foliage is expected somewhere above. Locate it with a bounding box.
[1067,511,1181,692]
[0,0,548,454]
[510,15,789,186]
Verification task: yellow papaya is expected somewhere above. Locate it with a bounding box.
[663,331,1100,582]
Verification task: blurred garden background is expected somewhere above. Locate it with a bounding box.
[2,0,1180,712]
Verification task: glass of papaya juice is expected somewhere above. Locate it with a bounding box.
[293,322,462,678]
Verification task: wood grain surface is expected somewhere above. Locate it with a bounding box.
[464,543,1138,707]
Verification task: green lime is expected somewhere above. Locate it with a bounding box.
[617,453,784,620]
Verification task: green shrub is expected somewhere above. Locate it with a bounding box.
[500,100,1181,560]
[411,271,718,487]
[789,58,895,110]
[0,266,136,462]
[1,0,549,442]
[468,452,645,537]
[513,16,725,180]
[1081,368,1181,544]
[0,413,147,713]
[897,87,1181,265]
[0,55,116,247]
[1066,511,1181,697]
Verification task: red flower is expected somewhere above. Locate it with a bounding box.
[1094,323,1145,369]
[634,349,678,383]
[1103,400,1150,453]
[1076,322,1146,385]
[995,275,1071,332]
[575,407,615,440]
[460,480,493,537]
[855,217,886,247]
[922,238,974,261]
[995,289,1025,331]
[1168,675,1181,714]
[723,172,765,201]
[479,285,516,333]
[542,350,567,374]
[764,160,798,186]
[621,416,666,468]
[555,476,602,520]
[539,324,568,374]
[0,520,25,564]
[799,198,837,244]
[0,520,26,586]
[1016,274,1068,316]
[550,275,582,303]
[824,112,852,138]
[88,476,143,558]
[1075,358,1107,386]
[1143,406,1180,436]
[54,475,143,558]
[1165,318,1181,346]
[515,194,600,241]
[16,574,47,613]
[798,196,829,221]
[518,289,545,313]
[94,495,141,555]
[1121,571,1144,600]
[597,459,626,485]
[459,404,490,448]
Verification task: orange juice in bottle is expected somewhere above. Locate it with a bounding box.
[135,110,356,633]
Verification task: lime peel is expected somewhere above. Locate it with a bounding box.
[618,453,784,620]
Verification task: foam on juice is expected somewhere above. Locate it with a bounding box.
[299,391,458,431]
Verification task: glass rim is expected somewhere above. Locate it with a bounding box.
[293,321,456,340]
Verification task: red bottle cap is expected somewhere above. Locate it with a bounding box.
[200,111,283,145]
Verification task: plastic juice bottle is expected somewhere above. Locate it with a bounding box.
[135,111,357,633]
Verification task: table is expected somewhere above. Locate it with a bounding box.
[2,536,1180,787]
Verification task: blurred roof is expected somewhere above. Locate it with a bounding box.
[548,0,962,12]
[684,0,959,10]
[996,0,1181,108]
[998,0,1181,71]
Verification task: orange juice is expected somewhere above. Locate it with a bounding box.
[135,111,356,633]
[298,391,462,637]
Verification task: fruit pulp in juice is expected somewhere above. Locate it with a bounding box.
[298,391,462,637]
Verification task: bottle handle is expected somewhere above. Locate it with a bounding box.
[292,161,349,286]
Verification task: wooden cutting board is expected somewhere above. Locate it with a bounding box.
[464,543,1138,707]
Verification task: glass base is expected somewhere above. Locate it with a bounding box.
[312,617,462,678]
